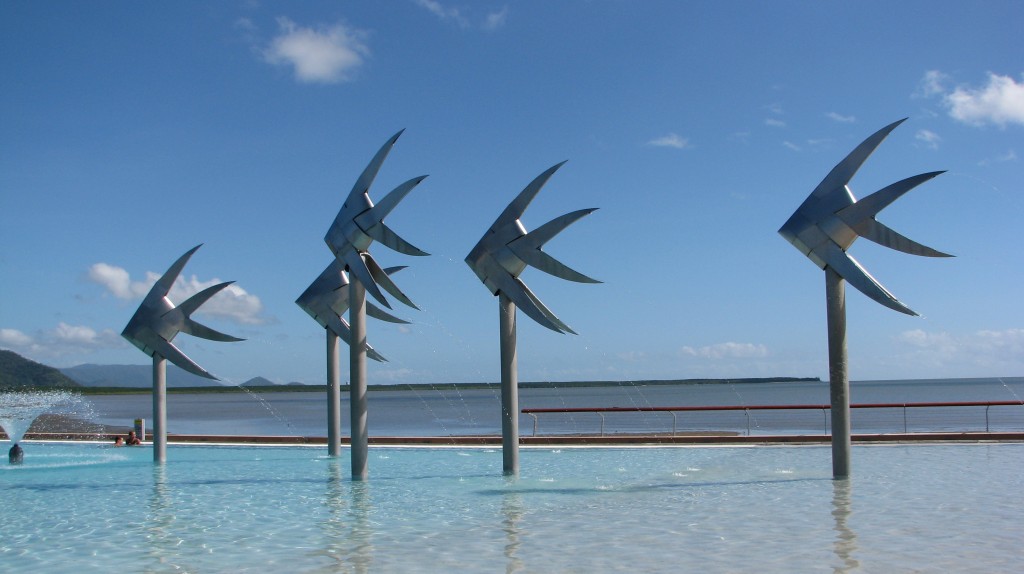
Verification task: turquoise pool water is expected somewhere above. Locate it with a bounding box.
[1,442,1021,572]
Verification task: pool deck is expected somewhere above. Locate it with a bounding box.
[16,430,1024,446]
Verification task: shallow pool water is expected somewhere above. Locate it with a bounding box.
[1,442,1021,573]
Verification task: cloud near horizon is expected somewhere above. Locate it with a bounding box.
[263,18,369,84]
[896,328,1024,373]
[679,342,769,360]
[0,323,123,360]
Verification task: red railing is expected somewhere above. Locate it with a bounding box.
[522,400,1024,436]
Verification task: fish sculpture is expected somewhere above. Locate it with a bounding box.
[465,161,600,333]
[778,119,953,315]
[296,258,408,362]
[121,245,244,379]
[323,129,428,311]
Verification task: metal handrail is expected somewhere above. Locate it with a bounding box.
[522,400,1024,437]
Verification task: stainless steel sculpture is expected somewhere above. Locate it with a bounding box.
[297,259,409,362]
[321,130,427,480]
[121,244,243,462]
[466,161,599,475]
[296,259,408,456]
[778,118,953,478]
[324,129,427,311]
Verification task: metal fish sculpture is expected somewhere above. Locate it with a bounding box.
[323,129,428,311]
[121,245,244,379]
[296,258,409,362]
[778,118,953,315]
[465,161,600,333]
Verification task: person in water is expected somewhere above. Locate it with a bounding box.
[9,443,24,464]
[126,430,142,445]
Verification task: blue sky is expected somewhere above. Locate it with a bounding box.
[2,1,1022,385]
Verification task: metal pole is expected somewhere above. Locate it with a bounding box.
[349,276,369,481]
[327,329,342,457]
[826,267,851,478]
[152,355,167,463]
[499,294,519,476]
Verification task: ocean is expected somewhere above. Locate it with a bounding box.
[80,377,1024,437]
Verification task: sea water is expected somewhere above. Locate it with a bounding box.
[1,442,1021,573]
[80,377,1024,437]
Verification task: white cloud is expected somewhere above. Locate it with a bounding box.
[234,17,257,34]
[415,0,470,28]
[484,6,510,30]
[896,328,1024,372]
[54,322,102,345]
[89,262,266,325]
[978,149,1018,166]
[946,73,1024,127]
[373,367,416,382]
[915,129,941,149]
[264,17,369,84]
[88,262,155,299]
[765,118,786,128]
[0,323,122,360]
[782,141,801,151]
[173,275,265,325]
[680,342,769,360]
[731,131,751,144]
[919,71,1024,128]
[415,1,509,30]
[617,351,647,363]
[647,133,690,149]
[916,70,949,98]
[826,112,856,123]
[1,328,34,347]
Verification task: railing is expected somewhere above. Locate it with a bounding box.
[522,400,1024,437]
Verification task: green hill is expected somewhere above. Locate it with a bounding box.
[0,350,81,390]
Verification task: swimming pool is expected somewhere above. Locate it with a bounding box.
[2,442,1020,572]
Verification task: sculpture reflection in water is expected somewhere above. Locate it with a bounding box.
[146,465,182,571]
[831,479,859,573]
[319,466,374,574]
[502,488,526,574]
[778,118,953,478]
[466,161,600,475]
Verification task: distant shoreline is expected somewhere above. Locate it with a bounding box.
[72,377,821,395]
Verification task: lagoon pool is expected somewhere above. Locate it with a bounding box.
[1,442,1021,573]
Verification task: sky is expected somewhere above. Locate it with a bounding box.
[2,1,1022,386]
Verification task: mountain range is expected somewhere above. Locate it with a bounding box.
[1,350,294,388]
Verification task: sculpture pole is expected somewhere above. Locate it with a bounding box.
[326,330,341,457]
[152,355,167,463]
[499,294,519,475]
[825,268,850,478]
[349,276,369,481]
